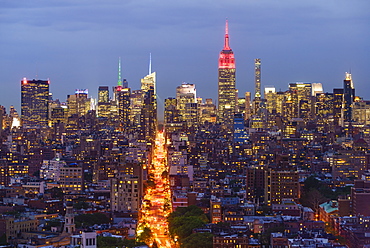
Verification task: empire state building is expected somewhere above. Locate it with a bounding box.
[218,19,236,127]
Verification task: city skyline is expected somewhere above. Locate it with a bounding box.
[1,0,369,111]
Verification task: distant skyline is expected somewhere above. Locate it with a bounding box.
[0,0,369,112]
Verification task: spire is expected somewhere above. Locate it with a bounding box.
[224,19,230,50]
[118,57,122,86]
[149,53,152,75]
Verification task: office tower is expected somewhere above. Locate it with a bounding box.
[333,88,344,126]
[244,92,251,121]
[141,72,156,94]
[98,86,109,103]
[233,113,248,143]
[264,86,276,114]
[67,89,91,117]
[287,82,313,120]
[218,20,236,127]
[352,101,370,125]
[21,78,49,127]
[176,83,196,118]
[130,90,143,127]
[254,59,261,99]
[199,98,217,124]
[140,70,157,143]
[117,87,131,130]
[343,72,355,122]
[311,83,323,96]
[237,97,246,116]
[164,98,180,124]
[176,83,197,127]
[97,86,110,118]
[184,102,198,128]
[316,93,334,130]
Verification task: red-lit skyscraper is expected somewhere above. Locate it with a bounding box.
[218,19,236,127]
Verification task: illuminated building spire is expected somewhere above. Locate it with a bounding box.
[149,53,152,75]
[118,57,122,87]
[224,19,230,50]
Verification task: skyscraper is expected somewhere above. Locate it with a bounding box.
[343,72,355,122]
[254,59,261,99]
[218,19,236,127]
[140,62,157,143]
[176,83,196,126]
[117,87,131,130]
[21,78,49,127]
[97,86,110,118]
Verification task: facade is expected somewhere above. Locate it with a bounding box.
[111,172,142,213]
[21,78,49,127]
[116,86,131,130]
[265,155,300,205]
[218,20,236,128]
[59,165,84,193]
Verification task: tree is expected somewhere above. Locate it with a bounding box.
[168,205,209,246]
[182,233,213,248]
[169,216,205,240]
[137,227,152,245]
[44,218,62,231]
[74,200,91,210]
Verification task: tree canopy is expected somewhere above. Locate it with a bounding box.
[168,205,212,248]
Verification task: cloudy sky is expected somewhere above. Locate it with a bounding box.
[0,0,369,113]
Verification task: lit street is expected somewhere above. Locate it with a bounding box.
[137,131,174,247]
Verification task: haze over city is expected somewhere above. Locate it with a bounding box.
[1,0,369,111]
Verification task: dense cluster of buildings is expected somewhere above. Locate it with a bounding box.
[0,20,369,247]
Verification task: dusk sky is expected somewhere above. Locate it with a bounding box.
[0,0,369,113]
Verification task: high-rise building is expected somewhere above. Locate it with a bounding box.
[98,86,109,103]
[233,113,248,143]
[97,86,110,118]
[254,59,261,99]
[244,92,251,121]
[315,92,334,130]
[199,98,217,124]
[218,20,236,127]
[117,87,131,130]
[289,82,313,119]
[21,78,49,127]
[130,90,143,128]
[264,86,276,114]
[333,88,344,126]
[164,98,180,124]
[140,71,157,143]
[67,89,91,117]
[176,83,196,120]
[343,72,355,122]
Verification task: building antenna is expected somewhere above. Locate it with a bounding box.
[118,57,122,86]
[149,53,152,75]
